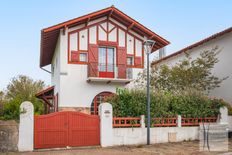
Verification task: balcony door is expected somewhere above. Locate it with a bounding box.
[98,47,114,78]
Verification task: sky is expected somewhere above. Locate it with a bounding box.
[0,0,232,90]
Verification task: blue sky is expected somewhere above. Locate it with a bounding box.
[0,0,232,90]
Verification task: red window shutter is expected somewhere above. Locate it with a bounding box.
[71,51,78,62]
[117,47,127,79]
[134,56,142,67]
[88,44,98,77]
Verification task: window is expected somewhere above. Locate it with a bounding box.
[98,47,114,72]
[127,57,134,66]
[79,53,87,62]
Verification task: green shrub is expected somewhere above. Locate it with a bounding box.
[1,98,21,120]
[0,75,45,120]
[106,88,225,117]
[223,102,232,116]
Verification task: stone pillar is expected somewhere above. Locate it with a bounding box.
[177,115,182,127]
[18,101,34,152]
[220,107,228,124]
[99,102,113,147]
[140,115,145,128]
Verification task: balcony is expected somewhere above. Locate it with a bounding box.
[87,63,133,84]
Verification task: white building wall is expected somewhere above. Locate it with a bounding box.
[53,17,150,109]
[118,29,125,47]
[59,64,125,107]
[89,26,97,44]
[79,29,88,50]
[127,34,134,54]
[156,32,232,104]
[135,39,142,57]
[108,28,117,42]
[51,33,61,98]
[69,32,78,51]
[98,25,107,41]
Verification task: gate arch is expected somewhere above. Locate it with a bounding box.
[90,91,114,115]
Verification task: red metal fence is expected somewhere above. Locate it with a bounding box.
[112,116,217,127]
[181,117,217,126]
[151,117,177,127]
[113,117,141,127]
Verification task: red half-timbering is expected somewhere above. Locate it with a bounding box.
[68,18,146,79]
[40,6,170,68]
[117,47,127,79]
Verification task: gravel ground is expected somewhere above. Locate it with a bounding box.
[1,140,232,155]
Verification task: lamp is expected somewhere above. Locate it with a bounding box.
[143,39,156,145]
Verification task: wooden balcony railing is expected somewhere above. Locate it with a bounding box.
[88,62,133,79]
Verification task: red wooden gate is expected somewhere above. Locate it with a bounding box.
[34,111,100,149]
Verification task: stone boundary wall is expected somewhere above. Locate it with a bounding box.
[0,120,18,152]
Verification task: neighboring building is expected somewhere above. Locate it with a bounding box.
[36,6,169,114]
[152,27,232,105]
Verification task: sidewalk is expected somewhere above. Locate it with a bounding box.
[1,140,232,155]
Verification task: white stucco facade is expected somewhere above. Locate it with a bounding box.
[50,16,153,112]
[154,31,232,105]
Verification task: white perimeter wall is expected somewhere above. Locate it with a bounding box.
[113,127,199,145]
[99,103,199,147]
[156,32,232,105]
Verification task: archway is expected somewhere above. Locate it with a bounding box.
[90,91,114,115]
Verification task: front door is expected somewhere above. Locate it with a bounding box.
[98,47,114,78]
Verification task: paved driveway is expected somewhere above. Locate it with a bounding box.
[1,140,232,155]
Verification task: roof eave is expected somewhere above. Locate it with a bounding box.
[40,6,170,67]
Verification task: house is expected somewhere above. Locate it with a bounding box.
[36,6,170,114]
[152,26,232,105]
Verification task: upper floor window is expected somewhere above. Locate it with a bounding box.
[127,56,134,66]
[71,51,88,63]
[79,53,88,62]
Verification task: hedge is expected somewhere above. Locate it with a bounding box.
[106,88,227,118]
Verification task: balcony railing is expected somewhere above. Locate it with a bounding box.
[88,63,133,80]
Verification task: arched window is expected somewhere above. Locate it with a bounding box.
[91,91,114,115]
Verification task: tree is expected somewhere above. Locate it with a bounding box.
[2,75,45,120]
[0,91,5,116]
[136,46,228,94]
